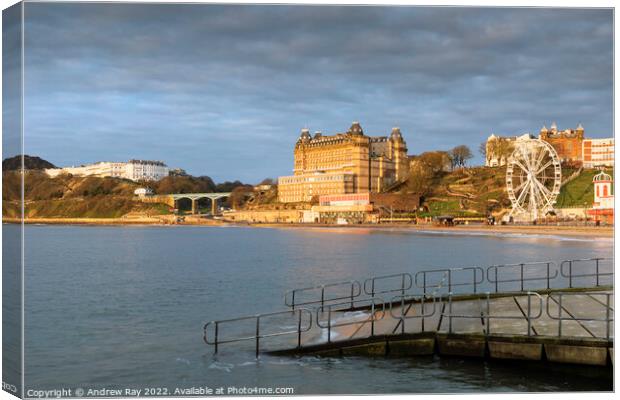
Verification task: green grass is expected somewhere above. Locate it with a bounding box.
[555,168,613,208]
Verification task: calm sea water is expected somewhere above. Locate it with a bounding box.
[16,225,613,394]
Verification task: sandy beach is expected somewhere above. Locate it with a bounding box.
[4,217,613,238]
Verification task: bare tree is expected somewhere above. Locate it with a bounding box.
[479,142,487,159]
[449,145,473,169]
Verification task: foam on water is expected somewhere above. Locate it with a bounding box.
[208,361,235,373]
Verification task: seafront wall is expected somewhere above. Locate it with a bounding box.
[222,209,302,223]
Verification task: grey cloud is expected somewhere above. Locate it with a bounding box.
[16,3,613,182]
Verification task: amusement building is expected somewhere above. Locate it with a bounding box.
[278,122,409,203]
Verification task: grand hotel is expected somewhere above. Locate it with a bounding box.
[278,122,409,203]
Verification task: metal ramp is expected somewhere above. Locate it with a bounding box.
[202,257,613,360]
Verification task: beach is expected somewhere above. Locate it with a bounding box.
[4,217,613,238]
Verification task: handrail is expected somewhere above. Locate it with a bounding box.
[414,266,485,294]
[443,291,543,336]
[284,280,362,310]
[389,294,437,334]
[487,261,558,293]
[559,258,613,288]
[315,297,386,343]
[546,291,614,339]
[203,308,313,357]
[363,273,412,297]
[484,292,543,336]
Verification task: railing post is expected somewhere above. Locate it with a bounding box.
[401,274,405,297]
[595,259,600,287]
[568,261,573,288]
[297,309,302,349]
[558,295,563,337]
[321,286,325,312]
[526,293,532,336]
[520,263,524,292]
[255,316,260,358]
[327,307,332,343]
[546,263,550,289]
[423,273,427,296]
[606,294,610,340]
[291,291,296,310]
[350,284,354,309]
[448,271,452,293]
[473,269,477,294]
[371,301,375,337]
[371,279,375,298]
[214,322,219,354]
[401,296,406,335]
[494,267,499,293]
[485,292,490,336]
[448,292,453,334]
[421,296,425,333]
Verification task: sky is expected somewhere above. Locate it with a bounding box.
[6,3,614,183]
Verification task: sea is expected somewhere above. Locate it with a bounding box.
[3,224,614,394]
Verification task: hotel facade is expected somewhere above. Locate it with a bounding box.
[278,122,409,203]
[582,138,615,168]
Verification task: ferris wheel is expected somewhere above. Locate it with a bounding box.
[506,139,562,222]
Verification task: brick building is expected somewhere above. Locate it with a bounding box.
[538,122,584,164]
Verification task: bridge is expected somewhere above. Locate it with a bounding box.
[142,193,231,215]
[202,258,614,367]
[169,193,231,215]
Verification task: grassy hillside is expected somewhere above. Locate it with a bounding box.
[401,167,511,217]
[2,171,170,218]
[402,166,613,216]
[555,168,613,208]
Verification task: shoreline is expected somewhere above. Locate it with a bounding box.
[4,217,613,238]
[253,222,614,238]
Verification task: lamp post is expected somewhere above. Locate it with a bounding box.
[583,201,588,227]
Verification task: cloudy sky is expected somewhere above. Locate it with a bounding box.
[13,3,615,182]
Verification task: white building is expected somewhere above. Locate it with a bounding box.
[592,171,614,210]
[134,187,154,197]
[582,138,614,168]
[45,160,169,182]
[485,133,534,167]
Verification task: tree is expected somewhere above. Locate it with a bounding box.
[406,163,435,196]
[228,185,254,209]
[486,137,515,166]
[417,151,451,174]
[449,145,473,169]
[406,151,450,196]
[258,178,275,186]
[479,142,487,159]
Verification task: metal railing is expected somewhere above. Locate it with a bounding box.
[443,291,543,336]
[284,280,362,310]
[484,292,543,336]
[389,294,438,334]
[487,261,557,293]
[203,308,313,357]
[204,256,613,355]
[546,292,614,339]
[415,266,485,295]
[315,297,386,343]
[559,258,613,288]
[363,273,412,297]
